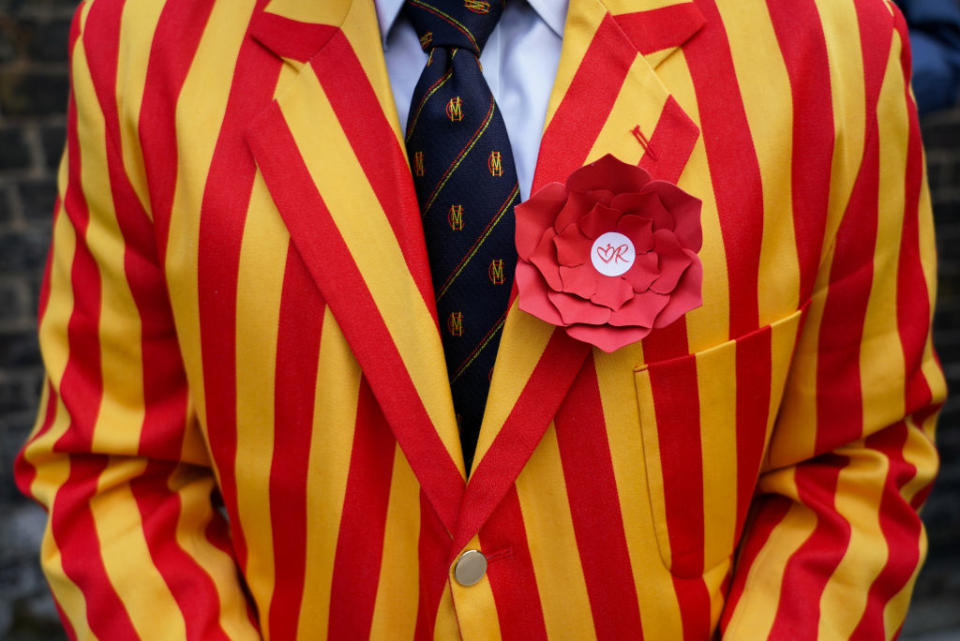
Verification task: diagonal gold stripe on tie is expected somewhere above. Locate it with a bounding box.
[407,0,479,51]
[422,94,496,213]
[405,52,458,142]
[451,309,508,382]
[436,183,519,301]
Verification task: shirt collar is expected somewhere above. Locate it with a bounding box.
[375,0,568,47]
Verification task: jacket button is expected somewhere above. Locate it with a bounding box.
[453,550,487,586]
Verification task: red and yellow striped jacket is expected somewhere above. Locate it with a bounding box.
[15,0,946,638]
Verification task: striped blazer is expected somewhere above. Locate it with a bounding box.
[15,0,947,639]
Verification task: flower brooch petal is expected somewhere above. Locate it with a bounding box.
[514,154,703,352]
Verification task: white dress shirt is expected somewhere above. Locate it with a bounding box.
[374,0,568,201]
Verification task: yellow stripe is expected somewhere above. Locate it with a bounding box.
[717,0,799,322]
[164,0,258,438]
[342,0,405,145]
[816,439,888,638]
[116,0,165,219]
[632,365,671,569]
[695,341,738,569]
[814,0,867,252]
[68,23,190,634]
[599,350,683,638]
[369,448,421,640]
[36,201,75,404]
[233,172,288,622]
[473,304,553,470]
[41,511,99,641]
[542,0,604,130]
[515,423,597,641]
[280,65,463,475]
[91,460,187,639]
[585,56,667,167]
[768,242,832,468]
[448,535,503,641]
[70,24,143,459]
[722,497,817,638]
[705,558,733,632]
[21,65,90,622]
[296,308,362,639]
[433,581,460,641]
[816,45,913,637]
[666,52,731,352]
[860,46,908,438]
[168,467,261,641]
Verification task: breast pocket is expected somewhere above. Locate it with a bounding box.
[633,309,805,577]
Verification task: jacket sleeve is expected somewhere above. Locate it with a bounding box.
[720,5,947,640]
[13,3,261,639]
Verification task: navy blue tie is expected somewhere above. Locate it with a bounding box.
[404,0,519,473]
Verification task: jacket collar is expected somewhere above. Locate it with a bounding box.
[245,0,703,544]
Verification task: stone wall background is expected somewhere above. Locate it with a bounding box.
[0,1,957,640]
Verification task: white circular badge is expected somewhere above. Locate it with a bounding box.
[590,232,635,277]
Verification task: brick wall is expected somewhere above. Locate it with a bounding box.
[0,2,957,640]
[0,1,70,639]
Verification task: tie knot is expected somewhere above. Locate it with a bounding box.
[404,0,505,56]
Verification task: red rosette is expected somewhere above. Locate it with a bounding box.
[514,154,703,352]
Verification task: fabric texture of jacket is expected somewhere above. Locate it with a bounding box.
[15,0,946,639]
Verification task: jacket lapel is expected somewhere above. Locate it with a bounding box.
[245,0,466,534]
[455,0,704,551]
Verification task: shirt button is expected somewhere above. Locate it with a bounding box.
[453,550,487,586]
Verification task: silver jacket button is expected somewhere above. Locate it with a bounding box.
[454,550,487,586]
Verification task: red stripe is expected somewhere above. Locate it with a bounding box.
[310,31,435,319]
[555,361,644,641]
[672,577,712,641]
[813,0,890,457]
[138,0,217,259]
[53,462,139,640]
[891,8,935,418]
[719,496,792,634]
[83,0,192,468]
[613,4,706,56]
[14,381,58,498]
[849,11,933,634]
[768,6,892,635]
[267,248,326,641]
[533,14,634,191]
[246,101,465,533]
[46,11,137,636]
[765,0,835,303]
[30,9,135,637]
[327,379,397,641]
[194,0,283,572]
[646,352,712,640]
[685,0,763,339]
[480,486,548,641]
[414,490,451,641]
[637,96,699,183]
[248,13,337,63]
[453,331,589,553]
[734,328,773,539]
[768,455,849,640]
[849,424,919,640]
[130,462,234,641]
[647,355,704,579]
